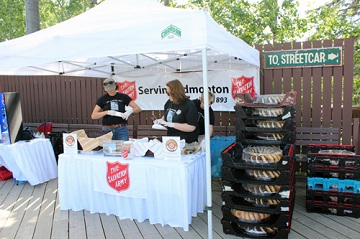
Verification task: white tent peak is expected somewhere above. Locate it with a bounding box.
[0,0,259,77]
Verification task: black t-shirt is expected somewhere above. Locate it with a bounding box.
[192,99,215,135]
[96,93,132,126]
[164,99,199,143]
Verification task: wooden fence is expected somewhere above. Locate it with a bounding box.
[0,38,358,152]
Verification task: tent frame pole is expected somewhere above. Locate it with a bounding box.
[202,47,213,239]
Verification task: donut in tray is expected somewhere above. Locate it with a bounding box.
[254,108,284,117]
[242,146,283,164]
[240,225,278,236]
[244,197,281,207]
[245,169,281,181]
[253,94,285,104]
[231,209,271,223]
[256,132,284,140]
[242,183,281,196]
[257,120,285,128]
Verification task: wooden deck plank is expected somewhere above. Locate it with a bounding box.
[134,220,162,239]
[99,213,125,239]
[294,189,360,238]
[84,211,106,239]
[51,183,69,239]
[69,210,87,239]
[0,182,29,239]
[1,176,360,239]
[153,224,182,239]
[118,219,143,239]
[15,183,47,239]
[174,226,203,239]
[0,181,21,231]
[33,179,57,239]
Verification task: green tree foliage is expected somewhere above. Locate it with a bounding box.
[0,0,26,41]
[0,0,103,42]
[184,0,308,45]
[306,0,360,105]
[40,0,104,29]
[0,0,358,103]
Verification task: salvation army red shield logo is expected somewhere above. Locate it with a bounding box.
[231,76,257,99]
[106,161,130,192]
[117,81,137,100]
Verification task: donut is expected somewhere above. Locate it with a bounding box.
[242,146,283,164]
[232,209,271,222]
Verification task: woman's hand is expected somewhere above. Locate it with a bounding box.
[107,110,123,117]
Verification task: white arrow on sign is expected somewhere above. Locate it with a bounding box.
[328,53,338,60]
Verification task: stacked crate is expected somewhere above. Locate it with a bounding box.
[220,92,297,239]
[306,144,360,218]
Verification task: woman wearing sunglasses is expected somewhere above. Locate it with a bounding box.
[154,79,199,143]
[91,77,141,140]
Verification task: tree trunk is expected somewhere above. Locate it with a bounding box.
[90,0,98,8]
[24,0,40,34]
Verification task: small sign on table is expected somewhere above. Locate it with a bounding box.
[63,133,78,154]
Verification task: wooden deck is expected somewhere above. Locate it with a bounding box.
[1,176,360,239]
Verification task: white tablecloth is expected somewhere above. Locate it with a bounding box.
[58,152,206,231]
[0,138,58,185]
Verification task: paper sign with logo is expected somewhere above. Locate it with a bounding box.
[63,133,78,154]
[162,136,181,161]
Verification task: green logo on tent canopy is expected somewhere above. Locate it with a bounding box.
[161,25,181,39]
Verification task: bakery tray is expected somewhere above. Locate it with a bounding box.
[221,206,293,229]
[236,131,296,146]
[221,191,295,213]
[234,92,297,107]
[307,144,355,154]
[307,177,360,193]
[221,164,296,185]
[221,219,291,239]
[307,153,360,168]
[306,200,360,218]
[221,179,295,199]
[307,189,360,205]
[236,118,296,132]
[235,105,296,120]
[307,165,360,180]
[221,143,295,170]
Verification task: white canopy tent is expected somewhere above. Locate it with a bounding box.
[0,0,259,237]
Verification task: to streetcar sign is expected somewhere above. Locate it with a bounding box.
[264,47,342,68]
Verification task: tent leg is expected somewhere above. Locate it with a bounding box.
[206,207,213,239]
[202,47,213,239]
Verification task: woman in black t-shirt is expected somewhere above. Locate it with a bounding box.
[155,79,199,143]
[192,91,215,137]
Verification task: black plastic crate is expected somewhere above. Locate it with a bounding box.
[306,189,360,205]
[221,219,291,239]
[306,200,360,218]
[234,92,297,107]
[221,206,292,229]
[236,130,296,146]
[235,105,296,120]
[235,118,296,132]
[221,179,295,200]
[221,142,295,170]
[307,144,355,154]
[221,219,290,239]
[307,154,360,168]
[307,165,360,180]
[221,191,295,214]
[221,164,296,185]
